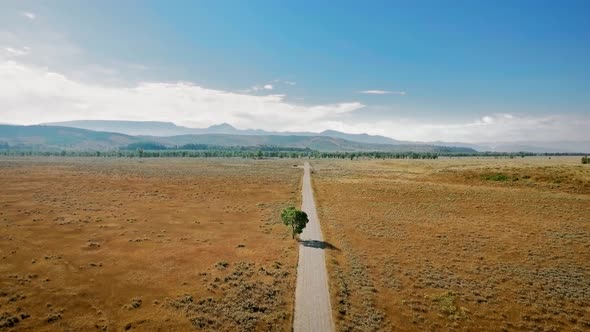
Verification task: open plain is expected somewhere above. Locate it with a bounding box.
[0,158,301,331]
[1,156,589,331]
[313,157,590,331]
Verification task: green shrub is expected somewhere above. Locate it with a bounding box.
[215,261,229,269]
[482,173,510,181]
[432,291,457,315]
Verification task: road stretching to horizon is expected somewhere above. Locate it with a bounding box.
[293,162,335,332]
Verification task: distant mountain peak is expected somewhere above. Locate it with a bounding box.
[208,123,236,130]
[321,129,369,137]
[318,129,400,145]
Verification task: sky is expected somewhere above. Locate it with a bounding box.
[0,0,589,142]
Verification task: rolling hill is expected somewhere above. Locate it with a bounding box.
[0,125,136,151]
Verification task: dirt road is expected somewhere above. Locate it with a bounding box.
[293,162,335,332]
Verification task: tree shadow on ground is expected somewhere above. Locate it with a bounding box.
[298,239,340,251]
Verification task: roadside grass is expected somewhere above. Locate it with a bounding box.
[166,261,292,331]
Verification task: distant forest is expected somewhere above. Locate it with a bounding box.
[0,142,586,160]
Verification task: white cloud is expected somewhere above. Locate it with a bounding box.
[481,115,494,124]
[360,90,406,95]
[22,12,36,20]
[272,79,296,86]
[244,83,275,92]
[0,57,363,131]
[3,46,30,56]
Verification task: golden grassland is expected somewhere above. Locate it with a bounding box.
[313,157,590,331]
[0,157,301,331]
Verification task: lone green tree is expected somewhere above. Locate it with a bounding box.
[281,207,309,239]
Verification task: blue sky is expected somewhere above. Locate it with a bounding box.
[0,0,588,142]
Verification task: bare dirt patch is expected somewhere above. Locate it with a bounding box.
[313,157,590,331]
[0,157,301,331]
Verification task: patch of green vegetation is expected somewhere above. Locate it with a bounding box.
[431,291,469,320]
[432,291,457,315]
[482,173,510,181]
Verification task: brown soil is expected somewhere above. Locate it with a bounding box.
[0,157,301,331]
[313,157,590,331]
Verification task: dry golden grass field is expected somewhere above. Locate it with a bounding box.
[0,158,301,331]
[313,157,590,331]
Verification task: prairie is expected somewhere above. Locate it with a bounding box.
[313,157,590,331]
[0,157,301,331]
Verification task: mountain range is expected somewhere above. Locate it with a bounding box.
[0,120,586,153]
[43,120,404,145]
[0,123,474,153]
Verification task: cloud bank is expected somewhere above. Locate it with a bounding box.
[321,114,589,143]
[0,48,586,143]
[0,57,363,132]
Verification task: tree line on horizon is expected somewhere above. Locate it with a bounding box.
[0,148,440,159]
[1,145,587,160]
